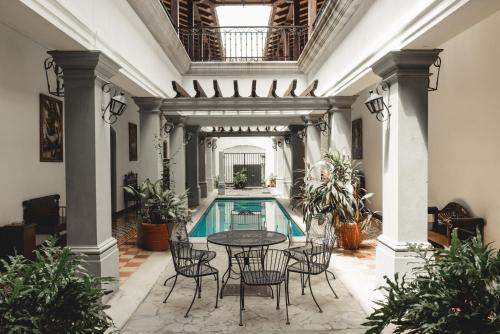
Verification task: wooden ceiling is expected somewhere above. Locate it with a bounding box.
[159,0,328,61]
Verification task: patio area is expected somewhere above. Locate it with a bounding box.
[121,242,369,333]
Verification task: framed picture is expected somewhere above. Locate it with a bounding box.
[352,118,363,159]
[40,94,63,162]
[128,122,138,161]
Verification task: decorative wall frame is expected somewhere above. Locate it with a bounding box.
[39,93,63,162]
[352,118,363,159]
[128,122,138,161]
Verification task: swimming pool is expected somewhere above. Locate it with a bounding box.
[190,198,305,237]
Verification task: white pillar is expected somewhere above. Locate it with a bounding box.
[373,49,442,284]
[305,117,322,179]
[218,151,225,195]
[275,138,285,195]
[328,96,358,155]
[283,136,293,198]
[169,119,186,194]
[134,97,163,183]
[49,51,119,293]
[205,138,214,193]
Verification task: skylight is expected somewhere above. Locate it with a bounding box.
[216,6,272,27]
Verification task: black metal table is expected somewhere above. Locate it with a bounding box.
[207,230,287,298]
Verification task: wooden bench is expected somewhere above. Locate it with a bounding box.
[22,194,66,245]
[428,202,485,247]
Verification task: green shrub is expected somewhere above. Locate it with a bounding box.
[233,169,248,189]
[0,239,115,333]
[363,230,500,334]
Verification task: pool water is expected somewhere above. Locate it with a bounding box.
[190,198,304,237]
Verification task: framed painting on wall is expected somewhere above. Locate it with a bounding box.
[39,93,63,162]
[352,118,363,159]
[129,122,138,161]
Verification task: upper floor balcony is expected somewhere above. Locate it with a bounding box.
[159,0,331,62]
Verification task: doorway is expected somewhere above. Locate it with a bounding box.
[110,127,117,216]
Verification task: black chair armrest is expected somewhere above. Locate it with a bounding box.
[427,206,439,215]
[447,217,485,241]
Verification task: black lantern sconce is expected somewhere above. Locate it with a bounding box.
[199,137,205,145]
[313,113,330,136]
[284,136,291,145]
[272,140,277,151]
[161,113,175,135]
[428,56,442,92]
[101,83,127,124]
[277,139,284,148]
[207,140,212,149]
[297,128,307,140]
[364,82,391,122]
[212,141,217,150]
[184,131,193,144]
[44,57,64,97]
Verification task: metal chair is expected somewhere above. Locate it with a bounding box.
[287,242,338,313]
[234,249,291,326]
[163,240,219,318]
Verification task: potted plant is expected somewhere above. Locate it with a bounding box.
[363,230,500,334]
[298,150,373,250]
[124,179,191,251]
[233,169,248,189]
[0,239,115,332]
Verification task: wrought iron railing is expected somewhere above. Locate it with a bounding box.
[178,26,308,62]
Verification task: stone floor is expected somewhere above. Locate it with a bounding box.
[121,243,369,333]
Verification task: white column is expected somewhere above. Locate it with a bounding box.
[134,97,163,183]
[283,136,293,198]
[218,151,225,195]
[305,117,322,179]
[211,139,217,188]
[169,119,186,194]
[328,96,358,155]
[49,51,119,293]
[205,138,214,193]
[275,138,285,195]
[373,49,442,284]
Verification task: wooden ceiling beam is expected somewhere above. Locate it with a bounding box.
[172,81,191,98]
[283,79,297,97]
[299,79,318,97]
[213,80,223,98]
[193,80,207,98]
[250,80,258,98]
[232,80,240,98]
[268,80,278,98]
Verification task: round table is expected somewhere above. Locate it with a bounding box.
[207,230,287,298]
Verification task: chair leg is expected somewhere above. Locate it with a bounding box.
[325,270,338,299]
[286,271,291,306]
[269,285,274,299]
[285,280,290,325]
[215,273,219,308]
[198,276,202,299]
[327,269,336,280]
[163,273,177,286]
[239,281,244,326]
[300,273,305,295]
[185,277,199,318]
[163,274,178,303]
[307,273,322,313]
[276,284,280,310]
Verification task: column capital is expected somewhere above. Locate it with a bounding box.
[133,97,163,113]
[328,96,358,113]
[48,50,120,81]
[372,49,443,81]
[289,124,305,133]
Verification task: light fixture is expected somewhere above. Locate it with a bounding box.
[277,139,283,148]
[212,142,217,150]
[184,132,193,144]
[207,140,212,149]
[199,137,205,145]
[297,128,306,140]
[44,57,64,97]
[364,82,391,122]
[101,83,127,124]
[314,113,329,136]
[218,126,225,132]
[284,136,291,145]
[161,113,175,135]
[272,141,277,150]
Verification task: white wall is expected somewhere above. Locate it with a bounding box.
[0,22,65,225]
[111,94,140,212]
[213,137,275,182]
[351,10,500,246]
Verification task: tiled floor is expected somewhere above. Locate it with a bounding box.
[118,237,153,285]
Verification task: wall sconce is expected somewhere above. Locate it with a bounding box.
[277,139,283,148]
[161,113,175,135]
[44,57,64,97]
[272,141,277,150]
[284,136,291,145]
[184,132,193,144]
[101,83,127,124]
[218,126,225,132]
[207,140,212,149]
[364,82,391,122]
[212,142,217,150]
[314,113,329,136]
[199,137,205,145]
[297,128,306,140]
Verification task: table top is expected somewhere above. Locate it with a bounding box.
[207,230,287,248]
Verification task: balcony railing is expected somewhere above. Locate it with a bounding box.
[178,26,308,62]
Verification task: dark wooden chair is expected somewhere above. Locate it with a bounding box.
[22,194,66,245]
[428,202,485,247]
[123,172,139,214]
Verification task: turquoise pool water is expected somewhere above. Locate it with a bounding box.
[190,198,304,237]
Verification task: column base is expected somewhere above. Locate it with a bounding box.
[70,237,119,300]
[218,183,226,195]
[206,178,214,193]
[199,182,208,198]
[375,235,429,286]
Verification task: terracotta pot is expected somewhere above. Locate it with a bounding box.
[141,223,169,251]
[340,222,363,250]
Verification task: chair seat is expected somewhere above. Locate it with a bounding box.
[288,261,327,275]
[177,263,218,277]
[241,270,285,285]
[177,245,216,262]
[286,245,309,261]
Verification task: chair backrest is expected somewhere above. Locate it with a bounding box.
[304,242,334,270]
[169,239,197,271]
[439,202,471,224]
[22,194,60,226]
[170,222,189,242]
[234,249,290,277]
[306,215,336,248]
[230,211,264,230]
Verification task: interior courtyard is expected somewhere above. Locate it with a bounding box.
[0,0,499,333]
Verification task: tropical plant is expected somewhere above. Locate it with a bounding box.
[0,239,115,333]
[124,179,191,225]
[363,230,500,334]
[233,169,248,189]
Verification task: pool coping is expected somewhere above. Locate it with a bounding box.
[187,190,306,244]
